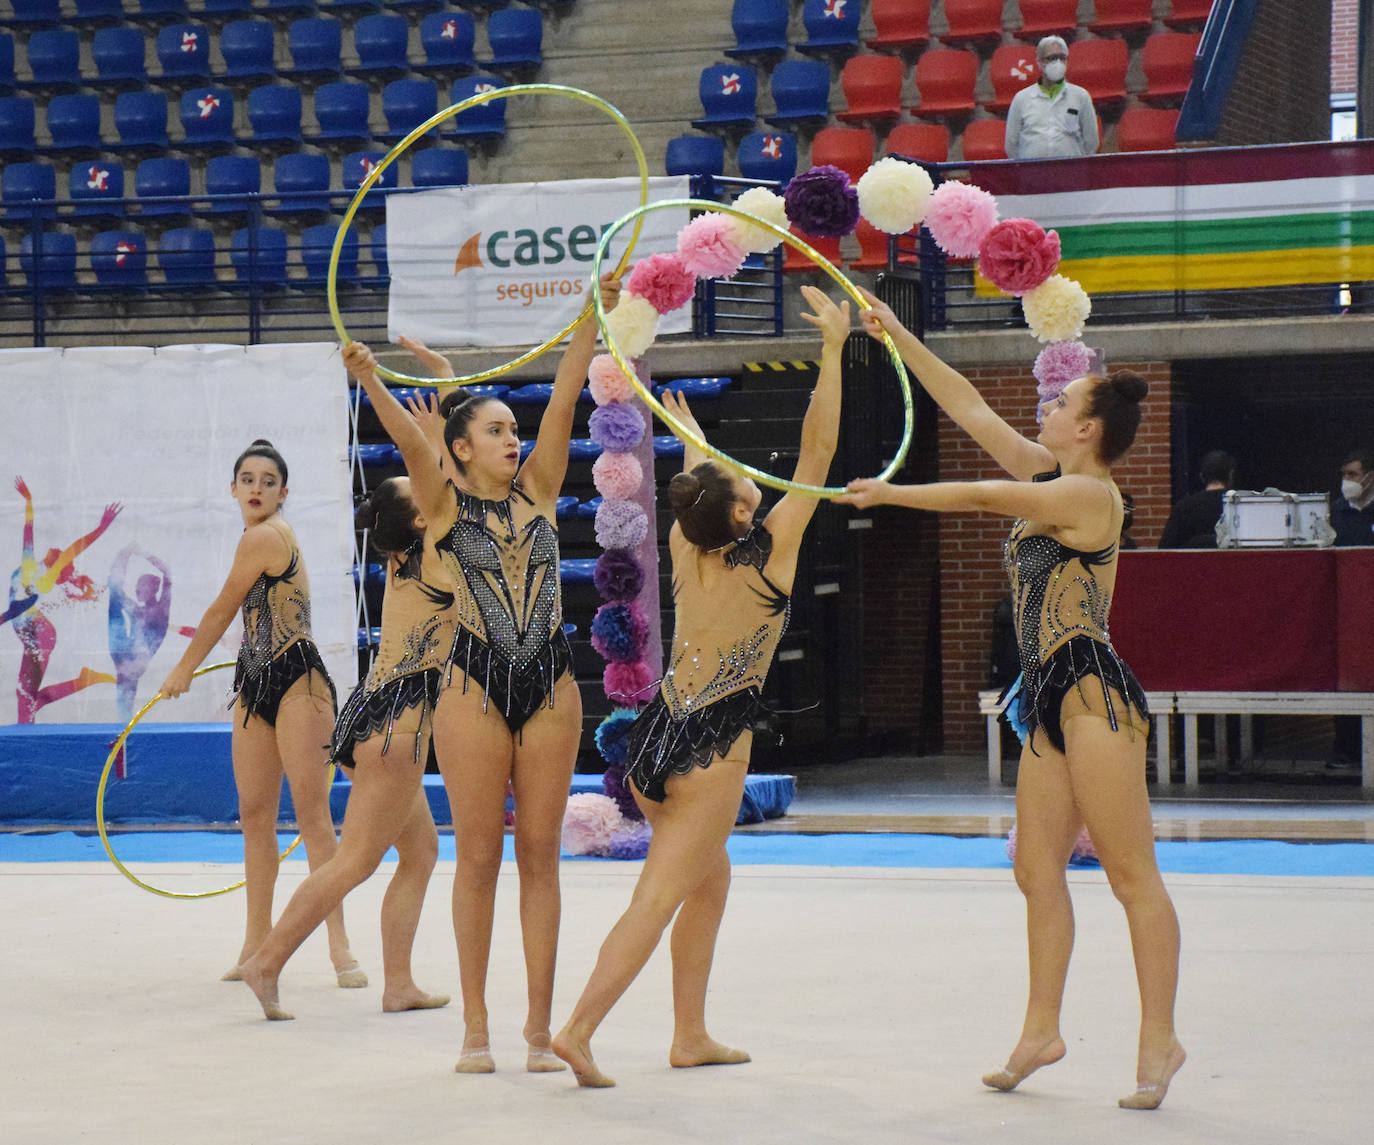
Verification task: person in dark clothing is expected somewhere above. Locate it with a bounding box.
[1331,448,1374,547]
[1158,451,1236,549]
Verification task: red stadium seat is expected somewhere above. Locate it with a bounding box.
[1015,0,1078,40]
[941,0,1003,47]
[885,121,949,162]
[1088,0,1154,35]
[783,224,843,271]
[1114,106,1179,152]
[961,117,1008,161]
[912,49,978,118]
[867,0,930,51]
[1165,0,1214,30]
[1067,36,1129,107]
[851,216,892,269]
[1142,31,1200,103]
[985,43,1039,113]
[809,124,875,182]
[837,53,905,123]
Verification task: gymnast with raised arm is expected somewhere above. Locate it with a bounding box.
[837,288,1184,1111]
[552,284,849,1087]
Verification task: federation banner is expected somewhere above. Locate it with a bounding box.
[385,175,692,346]
[0,343,356,725]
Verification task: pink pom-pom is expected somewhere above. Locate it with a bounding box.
[592,450,644,500]
[561,793,624,856]
[1006,823,1017,862]
[923,181,999,259]
[594,498,648,550]
[1033,341,1096,401]
[676,214,748,280]
[588,354,636,406]
[1071,826,1098,862]
[977,217,1061,296]
[626,253,698,315]
[604,659,657,705]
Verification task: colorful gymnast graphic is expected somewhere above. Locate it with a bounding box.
[106,545,201,723]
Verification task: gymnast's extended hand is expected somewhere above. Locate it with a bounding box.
[835,477,894,509]
[394,335,454,381]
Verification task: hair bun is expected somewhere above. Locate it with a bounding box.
[667,471,701,515]
[1108,370,1147,404]
[250,437,274,448]
[353,495,379,533]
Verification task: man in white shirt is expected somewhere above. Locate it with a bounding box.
[1004,36,1099,160]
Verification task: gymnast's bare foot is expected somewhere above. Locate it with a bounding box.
[1120,1038,1186,1110]
[240,959,293,1021]
[454,1028,495,1074]
[552,1028,615,1088]
[525,1031,568,1073]
[220,965,244,982]
[669,1036,751,1068]
[982,1033,1066,1091]
[381,984,450,1013]
[333,956,368,989]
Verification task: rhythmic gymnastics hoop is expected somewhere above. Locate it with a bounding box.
[591,198,916,499]
[96,662,312,900]
[327,83,650,387]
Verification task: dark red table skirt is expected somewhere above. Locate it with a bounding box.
[1112,549,1374,692]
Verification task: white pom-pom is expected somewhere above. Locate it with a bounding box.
[1022,274,1092,343]
[856,157,935,235]
[561,794,624,856]
[728,187,790,254]
[603,294,659,358]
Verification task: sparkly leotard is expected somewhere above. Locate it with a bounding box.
[433,481,571,733]
[1002,471,1148,754]
[626,523,790,803]
[232,526,335,726]
[332,540,456,767]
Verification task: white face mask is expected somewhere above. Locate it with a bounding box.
[1041,59,1067,83]
[1341,478,1366,503]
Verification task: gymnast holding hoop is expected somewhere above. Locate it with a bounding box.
[837,289,1184,1111]
[159,441,361,988]
[552,284,850,1087]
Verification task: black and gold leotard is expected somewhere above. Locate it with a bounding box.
[626,523,790,802]
[433,481,571,733]
[1002,471,1148,754]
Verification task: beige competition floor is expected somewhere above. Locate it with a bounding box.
[4,853,1371,1145]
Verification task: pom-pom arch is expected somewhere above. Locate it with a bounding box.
[591,198,916,500]
[95,662,321,899]
[327,84,650,387]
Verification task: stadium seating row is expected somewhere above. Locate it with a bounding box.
[0,1,552,29]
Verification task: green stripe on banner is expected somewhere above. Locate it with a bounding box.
[1057,210,1374,260]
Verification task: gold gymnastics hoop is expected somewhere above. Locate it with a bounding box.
[96,662,317,900]
[327,83,650,387]
[591,198,916,499]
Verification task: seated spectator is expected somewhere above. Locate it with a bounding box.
[1004,36,1099,160]
[1331,447,1374,546]
[1159,450,1235,548]
[1119,490,1139,550]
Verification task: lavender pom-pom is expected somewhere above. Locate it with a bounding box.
[601,761,644,820]
[588,402,646,453]
[590,601,648,663]
[595,498,648,550]
[595,707,640,768]
[607,820,652,859]
[594,548,645,602]
[783,164,860,239]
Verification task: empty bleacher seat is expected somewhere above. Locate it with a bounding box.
[0,94,36,153]
[837,53,905,123]
[205,154,261,212]
[1015,0,1079,40]
[231,224,289,286]
[0,34,13,94]
[22,28,80,90]
[219,20,277,80]
[271,151,333,214]
[410,146,469,187]
[69,159,125,217]
[850,216,893,270]
[351,12,410,77]
[763,59,830,126]
[385,0,443,13]
[284,17,343,77]
[312,80,372,143]
[445,75,506,140]
[885,121,949,162]
[260,0,318,16]
[986,43,1039,113]
[942,0,1004,46]
[867,0,930,51]
[158,226,217,285]
[694,63,758,131]
[2,161,56,219]
[736,130,796,183]
[654,376,732,398]
[1114,106,1179,152]
[135,155,192,216]
[156,23,212,82]
[961,117,1008,161]
[784,224,843,271]
[91,27,148,89]
[1089,0,1154,34]
[45,94,104,152]
[71,0,126,24]
[248,84,304,144]
[20,231,77,290]
[484,6,542,72]
[798,0,861,57]
[300,221,358,283]
[179,86,235,148]
[808,124,873,182]
[1141,31,1200,103]
[114,90,170,149]
[1165,0,1214,30]
[199,0,255,18]
[343,150,396,210]
[415,11,475,74]
[131,0,190,23]
[664,133,725,179]
[912,48,978,118]
[726,0,788,61]
[319,0,383,13]
[1067,36,1128,107]
[382,77,439,139]
[3,1,62,28]
[90,230,148,287]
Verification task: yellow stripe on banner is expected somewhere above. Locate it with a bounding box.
[974,246,1374,296]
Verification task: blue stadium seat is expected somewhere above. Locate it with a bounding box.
[410,146,468,187]
[382,78,439,139]
[230,224,289,286]
[300,221,358,284]
[131,0,190,24]
[248,84,303,145]
[654,376,733,398]
[270,151,333,214]
[114,91,170,150]
[319,0,382,13]
[554,496,579,520]
[2,2,62,29]
[574,497,598,519]
[20,231,77,290]
[70,0,126,24]
[205,154,261,213]
[736,129,797,183]
[91,27,148,88]
[135,156,192,216]
[284,18,343,77]
[798,0,861,57]
[350,12,410,76]
[199,0,255,18]
[484,7,542,72]
[342,149,396,210]
[178,87,235,149]
[220,20,277,80]
[2,161,56,219]
[260,0,317,15]
[368,221,388,278]
[0,34,13,94]
[156,24,212,82]
[765,59,831,125]
[311,80,372,143]
[455,0,509,9]
[726,0,789,60]
[45,94,104,152]
[692,64,757,131]
[22,28,80,91]
[445,75,506,140]
[415,10,475,75]
[90,230,148,287]
[158,226,217,285]
[69,159,126,217]
[0,95,36,153]
[654,435,685,458]
[385,0,442,13]
[664,134,724,179]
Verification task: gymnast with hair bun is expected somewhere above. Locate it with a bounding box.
[837,288,1184,1111]
[552,284,850,1087]
[159,440,361,990]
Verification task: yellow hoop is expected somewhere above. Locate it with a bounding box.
[591,198,916,499]
[95,662,318,900]
[328,83,650,386]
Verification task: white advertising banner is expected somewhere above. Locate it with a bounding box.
[385,175,692,346]
[0,343,356,725]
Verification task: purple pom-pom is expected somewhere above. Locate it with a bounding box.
[595,499,648,550]
[1032,340,1096,393]
[590,601,649,663]
[601,761,644,820]
[588,402,646,453]
[783,165,861,239]
[595,708,641,768]
[594,548,645,603]
[607,820,652,859]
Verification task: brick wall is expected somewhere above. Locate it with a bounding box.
[1332,0,1359,96]
[1214,1,1332,144]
